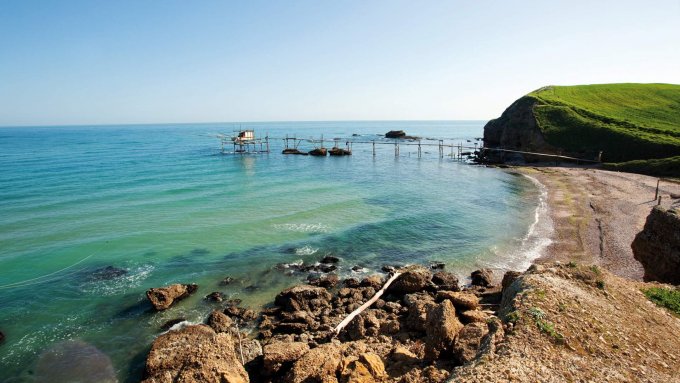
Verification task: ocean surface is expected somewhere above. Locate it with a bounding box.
[0,121,550,382]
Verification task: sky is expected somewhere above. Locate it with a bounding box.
[0,0,679,126]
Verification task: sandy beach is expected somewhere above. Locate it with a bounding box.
[516,166,680,279]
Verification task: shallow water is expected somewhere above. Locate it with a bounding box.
[0,121,545,382]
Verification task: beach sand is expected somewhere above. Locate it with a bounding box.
[515,166,680,280]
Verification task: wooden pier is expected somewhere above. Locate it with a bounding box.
[219,129,602,164]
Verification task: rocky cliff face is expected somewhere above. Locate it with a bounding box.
[632,206,680,284]
[482,96,556,162]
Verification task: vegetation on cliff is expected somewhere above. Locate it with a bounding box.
[530,83,680,163]
[484,83,680,175]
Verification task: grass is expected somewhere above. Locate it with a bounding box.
[642,287,680,316]
[603,156,680,178]
[526,83,680,166]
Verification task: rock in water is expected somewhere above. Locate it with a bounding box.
[632,206,680,284]
[143,324,248,383]
[88,265,127,281]
[160,318,186,331]
[470,268,493,287]
[385,130,406,138]
[0,330,4,344]
[146,283,198,310]
[34,340,117,383]
[205,291,224,302]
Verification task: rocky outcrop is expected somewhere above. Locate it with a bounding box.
[274,285,332,313]
[262,341,310,376]
[632,206,680,284]
[142,325,249,383]
[470,268,493,287]
[388,266,432,294]
[146,283,198,311]
[482,96,556,162]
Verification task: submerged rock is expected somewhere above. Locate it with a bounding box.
[142,324,249,383]
[146,283,198,311]
[321,255,340,264]
[220,276,235,285]
[205,291,224,302]
[34,340,117,383]
[88,265,127,281]
[0,330,4,344]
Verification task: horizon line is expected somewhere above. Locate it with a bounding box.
[0,118,492,129]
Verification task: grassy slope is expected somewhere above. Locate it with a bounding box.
[527,83,680,163]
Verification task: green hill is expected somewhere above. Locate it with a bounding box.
[483,83,680,176]
[530,83,680,162]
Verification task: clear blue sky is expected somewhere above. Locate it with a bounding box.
[1,0,679,126]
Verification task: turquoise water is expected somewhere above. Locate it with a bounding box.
[0,121,545,382]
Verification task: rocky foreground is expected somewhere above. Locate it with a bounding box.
[140,261,680,383]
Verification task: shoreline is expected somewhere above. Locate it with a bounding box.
[511,165,680,279]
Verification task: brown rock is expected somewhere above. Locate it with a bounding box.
[344,278,361,288]
[501,271,522,293]
[285,343,343,383]
[390,346,418,364]
[403,293,436,331]
[145,283,198,311]
[436,291,479,310]
[225,306,258,322]
[205,291,224,302]
[208,310,234,333]
[459,310,489,324]
[238,338,263,365]
[431,271,460,291]
[425,300,463,359]
[262,341,309,375]
[471,269,493,287]
[389,266,432,294]
[360,275,384,289]
[275,285,332,313]
[160,318,186,331]
[359,353,387,379]
[453,322,489,364]
[142,324,248,383]
[632,206,680,284]
[308,273,339,288]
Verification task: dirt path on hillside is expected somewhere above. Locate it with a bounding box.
[515,166,680,280]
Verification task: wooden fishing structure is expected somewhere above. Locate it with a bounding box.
[217,129,603,164]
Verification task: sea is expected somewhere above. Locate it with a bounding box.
[0,121,551,382]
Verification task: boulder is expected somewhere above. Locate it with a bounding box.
[0,330,4,343]
[389,266,432,294]
[142,324,248,383]
[453,322,489,364]
[338,353,387,383]
[285,343,344,383]
[146,283,198,311]
[275,285,332,313]
[263,341,310,375]
[385,130,407,138]
[360,275,384,289]
[632,206,680,284]
[308,273,339,289]
[470,269,493,287]
[344,278,361,288]
[436,291,479,310]
[425,300,464,359]
[501,271,522,293]
[225,306,258,322]
[459,310,489,324]
[390,346,418,364]
[205,291,224,302]
[208,310,234,333]
[429,261,445,270]
[238,338,263,365]
[403,293,436,331]
[431,271,460,291]
[321,255,340,264]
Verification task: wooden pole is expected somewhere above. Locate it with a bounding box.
[334,272,402,336]
[655,179,660,200]
[372,141,376,156]
[658,196,662,206]
[418,141,421,158]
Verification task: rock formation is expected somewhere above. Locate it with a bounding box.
[146,283,198,310]
[143,325,249,383]
[632,206,680,284]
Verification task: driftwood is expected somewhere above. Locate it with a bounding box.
[334,272,402,336]
[235,322,245,365]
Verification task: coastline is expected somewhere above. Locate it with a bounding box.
[511,166,680,279]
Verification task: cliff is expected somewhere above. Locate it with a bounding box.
[482,83,680,169]
[632,206,680,284]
